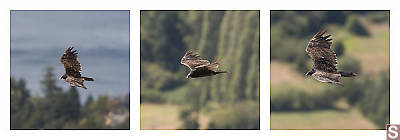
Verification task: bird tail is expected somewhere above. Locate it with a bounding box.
[339,71,357,77]
[216,71,228,74]
[333,82,344,87]
[83,77,94,81]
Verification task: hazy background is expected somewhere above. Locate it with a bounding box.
[11,10,129,100]
[270,11,389,129]
[11,11,129,129]
[140,11,260,129]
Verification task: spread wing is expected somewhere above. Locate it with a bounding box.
[195,59,219,71]
[180,50,210,71]
[306,30,338,73]
[60,46,82,77]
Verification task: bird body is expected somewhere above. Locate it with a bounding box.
[181,50,227,78]
[64,75,86,89]
[60,46,94,89]
[305,30,356,86]
[187,67,227,78]
[309,69,343,86]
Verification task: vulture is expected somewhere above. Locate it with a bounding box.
[60,46,94,89]
[180,50,227,78]
[305,30,356,87]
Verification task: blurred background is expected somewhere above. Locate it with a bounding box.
[270,11,389,129]
[11,11,129,129]
[140,11,260,129]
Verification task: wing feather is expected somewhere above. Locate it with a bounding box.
[60,46,82,77]
[306,30,338,73]
[180,50,210,71]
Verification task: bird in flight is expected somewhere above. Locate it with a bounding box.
[180,50,227,78]
[60,46,94,89]
[305,30,356,87]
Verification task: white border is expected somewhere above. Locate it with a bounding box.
[1,0,397,140]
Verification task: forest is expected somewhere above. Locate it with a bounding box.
[270,11,389,129]
[11,67,129,129]
[140,11,260,129]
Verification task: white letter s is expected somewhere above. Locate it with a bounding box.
[388,125,399,139]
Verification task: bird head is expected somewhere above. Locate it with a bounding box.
[305,69,316,76]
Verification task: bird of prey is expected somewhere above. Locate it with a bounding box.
[60,46,94,89]
[305,30,356,87]
[180,50,227,78]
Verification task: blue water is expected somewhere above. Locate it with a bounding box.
[11,48,130,102]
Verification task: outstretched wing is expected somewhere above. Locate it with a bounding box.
[180,50,210,71]
[60,46,82,77]
[306,30,338,73]
[195,59,219,71]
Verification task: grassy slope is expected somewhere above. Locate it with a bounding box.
[140,103,209,130]
[140,103,181,130]
[271,109,376,129]
[270,61,324,94]
[336,19,389,74]
[271,61,376,129]
[352,21,389,74]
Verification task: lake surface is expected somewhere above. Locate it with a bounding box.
[10,11,130,103]
[11,48,130,102]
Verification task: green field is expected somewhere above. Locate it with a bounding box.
[271,61,378,129]
[343,18,389,74]
[271,61,324,93]
[140,103,181,130]
[271,109,377,130]
[141,103,209,130]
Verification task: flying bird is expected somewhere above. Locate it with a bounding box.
[60,46,94,89]
[305,30,356,87]
[180,50,227,78]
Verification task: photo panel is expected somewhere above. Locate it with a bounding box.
[270,10,390,130]
[10,10,130,129]
[140,10,260,130]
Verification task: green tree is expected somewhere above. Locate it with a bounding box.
[11,78,32,129]
[359,72,389,129]
[333,40,345,57]
[41,67,62,97]
[78,96,109,129]
[346,15,370,36]
[208,101,259,129]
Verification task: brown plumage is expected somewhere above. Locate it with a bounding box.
[180,50,227,78]
[60,46,94,89]
[305,30,356,86]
